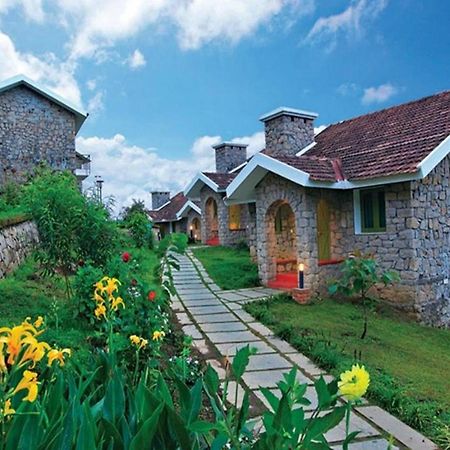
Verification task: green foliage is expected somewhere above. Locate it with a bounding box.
[192,246,260,290]
[21,168,119,296]
[126,211,153,248]
[329,251,399,339]
[245,295,450,445]
[121,199,147,223]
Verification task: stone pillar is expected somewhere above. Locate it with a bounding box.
[151,191,170,209]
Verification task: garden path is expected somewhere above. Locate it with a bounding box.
[170,249,437,450]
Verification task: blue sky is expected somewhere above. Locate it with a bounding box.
[0,0,449,211]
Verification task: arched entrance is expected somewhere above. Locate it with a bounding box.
[265,200,298,289]
[189,217,201,241]
[205,197,219,245]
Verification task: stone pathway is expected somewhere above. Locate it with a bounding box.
[170,250,437,450]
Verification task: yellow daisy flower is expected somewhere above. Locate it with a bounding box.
[338,364,370,401]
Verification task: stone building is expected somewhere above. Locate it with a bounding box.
[184,143,257,256]
[225,92,450,326]
[148,191,201,240]
[0,75,90,187]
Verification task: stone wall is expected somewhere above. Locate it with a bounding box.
[254,169,450,326]
[187,210,202,241]
[0,86,77,185]
[200,185,252,246]
[214,143,247,173]
[0,220,39,278]
[264,115,315,157]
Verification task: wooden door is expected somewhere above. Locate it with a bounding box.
[317,199,331,261]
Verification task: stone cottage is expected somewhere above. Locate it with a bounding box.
[225,91,450,326]
[148,191,201,240]
[184,143,257,255]
[0,75,90,187]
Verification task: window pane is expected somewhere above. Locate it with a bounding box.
[362,192,374,229]
[378,191,386,228]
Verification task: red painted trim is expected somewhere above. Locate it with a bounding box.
[318,258,344,266]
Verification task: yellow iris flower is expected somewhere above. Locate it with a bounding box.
[19,337,51,367]
[129,335,148,349]
[152,331,165,342]
[0,323,40,365]
[94,304,106,320]
[34,316,44,328]
[0,342,6,373]
[338,364,370,401]
[111,296,125,311]
[1,399,15,417]
[13,370,39,402]
[47,348,71,367]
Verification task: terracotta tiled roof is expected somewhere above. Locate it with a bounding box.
[274,91,450,181]
[148,192,188,222]
[203,172,237,189]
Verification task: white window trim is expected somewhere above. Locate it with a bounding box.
[353,188,388,235]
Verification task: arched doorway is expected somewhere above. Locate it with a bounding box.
[265,200,298,288]
[190,217,201,241]
[205,197,219,245]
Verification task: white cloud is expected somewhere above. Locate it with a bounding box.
[337,82,359,96]
[78,131,266,214]
[305,0,387,49]
[362,83,397,104]
[0,31,82,107]
[0,0,45,22]
[127,49,146,70]
[231,131,265,157]
[86,79,97,91]
[46,0,313,59]
[87,91,104,115]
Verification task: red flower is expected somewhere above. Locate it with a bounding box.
[122,252,130,263]
[148,291,156,301]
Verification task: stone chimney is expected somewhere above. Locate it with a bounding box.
[260,107,318,157]
[213,142,248,173]
[151,191,170,209]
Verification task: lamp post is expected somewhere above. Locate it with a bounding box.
[95,176,104,203]
[298,263,305,289]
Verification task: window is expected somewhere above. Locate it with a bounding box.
[229,204,241,230]
[360,188,386,232]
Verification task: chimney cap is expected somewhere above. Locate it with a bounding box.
[259,107,318,123]
[212,142,248,150]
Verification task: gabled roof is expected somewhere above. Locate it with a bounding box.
[0,75,88,133]
[227,91,450,203]
[148,192,200,223]
[184,171,238,198]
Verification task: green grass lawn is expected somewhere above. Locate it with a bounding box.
[192,245,260,290]
[245,295,450,443]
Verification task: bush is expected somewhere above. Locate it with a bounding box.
[126,211,153,248]
[22,168,119,296]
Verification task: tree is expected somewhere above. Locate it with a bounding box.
[329,251,399,339]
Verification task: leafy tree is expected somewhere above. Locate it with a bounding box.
[127,211,153,248]
[122,199,147,223]
[329,251,399,339]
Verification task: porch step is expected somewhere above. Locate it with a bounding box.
[267,272,298,290]
[206,237,220,246]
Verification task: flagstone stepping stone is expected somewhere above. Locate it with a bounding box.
[286,353,325,377]
[195,313,239,324]
[266,336,297,354]
[332,439,399,450]
[215,341,276,356]
[182,324,203,340]
[248,322,273,337]
[219,292,249,302]
[242,368,310,389]
[181,292,219,301]
[201,321,248,333]
[189,305,230,315]
[207,330,260,344]
[254,384,318,411]
[243,353,292,371]
[182,298,222,307]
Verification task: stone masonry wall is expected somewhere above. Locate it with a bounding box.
[254,172,450,326]
[0,86,77,185]
[264,115,315,157]
[0,220,39,278]
[214,144,247,173]
[200,185,251,246]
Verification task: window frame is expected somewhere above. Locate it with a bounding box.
[228,204,242,231]
[354,188,387,234]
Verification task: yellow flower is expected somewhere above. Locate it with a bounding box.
[0,342,6,373]
[111,296,125,311]
[99,276,121,298]
[34,316,44,328]
[152,330,165,342]
[140,339,148,349]
[94,304,106,320]
[0,324,38,365]
[13,370,39,402]
[129,335,140,345]
[19,337,50,367]
[1,399,15,417]
[94,291,104,304]
[338,364,370,401]
[47,348,71,367]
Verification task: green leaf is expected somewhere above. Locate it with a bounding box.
[76,403,97,450]
[129,403,164,450]
[103,370,125,423]
[231,345,253,380]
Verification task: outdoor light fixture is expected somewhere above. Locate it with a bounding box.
[298,263,305,289]
[189,224,194,239]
